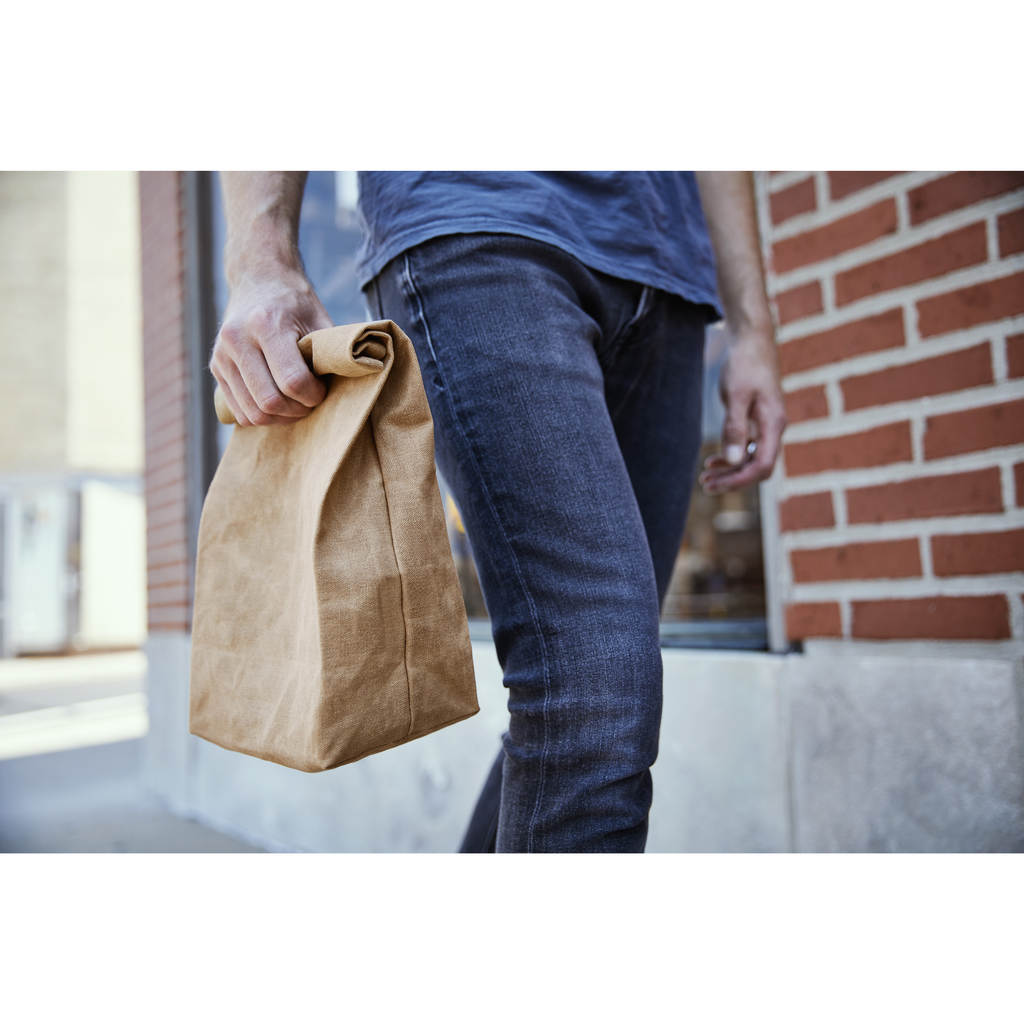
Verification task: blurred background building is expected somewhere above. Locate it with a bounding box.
[2,170,1023,852]
[0,172,147,658]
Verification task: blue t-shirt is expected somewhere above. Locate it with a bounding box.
[354,172,722,318]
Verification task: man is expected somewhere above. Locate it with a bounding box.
[211,172,785,853]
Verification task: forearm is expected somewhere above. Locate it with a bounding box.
[694,171,786,491]
[212,171,332,427]
[221,171,309,285]
[694,171,773,337]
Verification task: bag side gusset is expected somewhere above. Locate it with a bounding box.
[369,323,479,738]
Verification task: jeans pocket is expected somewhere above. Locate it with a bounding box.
[597,284,655,370]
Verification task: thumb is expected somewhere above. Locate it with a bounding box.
[721,390,752,466]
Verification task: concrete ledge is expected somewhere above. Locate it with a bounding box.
[649,650,789,852]
[789,655,1024,852]
[144,638,1024,852]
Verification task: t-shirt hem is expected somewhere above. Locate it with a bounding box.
[356,219,724,319]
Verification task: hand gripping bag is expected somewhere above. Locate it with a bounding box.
[188,320,478,771]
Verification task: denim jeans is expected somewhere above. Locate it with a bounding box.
[367,234,707,852]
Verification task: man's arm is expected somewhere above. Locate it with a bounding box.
[210,172,333,427]
[694,171,786,494]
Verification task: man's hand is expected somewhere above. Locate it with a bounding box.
[210,172,333,427]
[698,326,786,494]
[695,171,786,494]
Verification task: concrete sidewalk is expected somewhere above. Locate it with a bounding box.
[0,653,263,853]
[0,652,149,761]
[0,738,265,852]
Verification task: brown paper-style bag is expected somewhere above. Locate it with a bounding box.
[189,320,478,772]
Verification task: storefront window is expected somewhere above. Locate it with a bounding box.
[210,172,767,648]
[660,323,767,648]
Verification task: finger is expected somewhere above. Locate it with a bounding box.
[262,333,327,409]
[720,386,754,467]
[213,352,301,427]
[751,393,786,475]
[701,466,756,494]
[210,365,253,428]
[700,443,775,493]
[234,344,318,420]
[703,448,754,472]
[216,317,317,420]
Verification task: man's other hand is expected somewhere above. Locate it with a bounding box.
[698,326,787,494]
[694,171,787,495]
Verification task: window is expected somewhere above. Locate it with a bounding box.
[209,172,768,649]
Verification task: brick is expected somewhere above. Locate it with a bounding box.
[147,544,189,569]
[852,595,1010,640]
[828,172,901,201]
[923,398,1024,459]
[999,208,1024,257]
[1015,463,1024,505]
[148,583,190,605]
[785,421,913,477]
[145,433,188,462]
[847,468,1003,523]
[145,480,187,510]
[147,523,189,549]
[908,172,1024,226]
[835,223,988,306]
[140,168,189,625]
[148,606,191,630]
[775,280,823,325]
[779,308,905,376]
[786,602,842,639]
[145,503,187,530]
[144,459,186,484]
[1007,334,1024,378]
[785,385,829,423]
[791,539,921,582]
[148,562,191,587]
[917,272,1024,337]
[771,177,816,225]
[780,492,835,531]
[932,528,1024,577]
[772,200,898,275]
[841,343,993,411]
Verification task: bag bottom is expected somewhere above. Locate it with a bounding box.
[188,704,480,773]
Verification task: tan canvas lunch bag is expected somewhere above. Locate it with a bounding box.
[188,320,478,772]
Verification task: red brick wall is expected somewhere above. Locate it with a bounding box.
[139,172,191,633]
[757,171,1024,644]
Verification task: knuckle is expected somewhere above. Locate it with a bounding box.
[256,391,288,416]
[276,368,310,398]
[217,321,244,350]
[248,305,278,335]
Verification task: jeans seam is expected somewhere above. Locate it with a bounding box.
[400,252,553,852]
